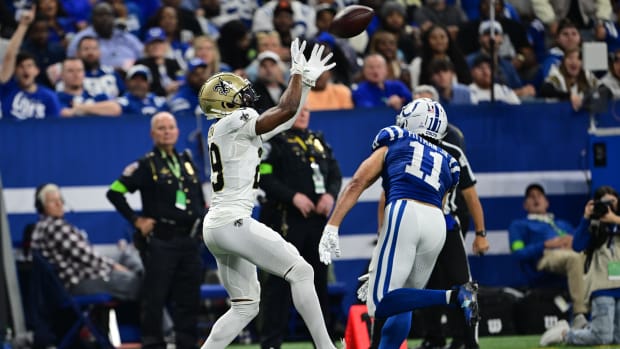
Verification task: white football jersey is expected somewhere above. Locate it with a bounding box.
[203,107,263,228]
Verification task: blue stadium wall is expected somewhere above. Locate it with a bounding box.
[2,101,619,314]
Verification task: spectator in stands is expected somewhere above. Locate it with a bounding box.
[469,54,521,104]
[530,0,612,36]
[458,0,537,83]
[428,58,474,105]
[509,183,588,329]
[35,0,77,49]
[353,53,412,110]
[186,35,230,79]
[592,11,620,55]
[601,49,620,99]
[21,16,66,88]
[217,19,252,74]
[74,36,125,98]
[252,0,317,40]
[0,7,61,120]
[168,58,208,117]
[377,1,418,63]
[245,31,288,84]
[146,6,192,69]
[540,48,600,111]
[467,20,537,100]
[67,2,143,71]
[540,19,582,81]
[57,57,121,117]
[368,30,411,88]
[105,0,145,38]
[117,64,168,116]
[410,24,471,90]
[135,27,183,97]
[31,183,143,300]
[194,0,224,39]
[251,50,287,114]
[306,68,354,111]
[147,0,202,40]
[412,0,468,40]
[269,0,297,50]
[215,0,257,29]
[56,0,92,30]
[540,186,620,346]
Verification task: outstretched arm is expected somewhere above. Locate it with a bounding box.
[328,147,386,227]
[0,6,35,84]
[257,40,335,138]
[319,146,386,264]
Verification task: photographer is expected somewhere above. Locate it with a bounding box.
[540,186,620,346]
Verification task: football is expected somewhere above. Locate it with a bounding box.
[328,5,374,38]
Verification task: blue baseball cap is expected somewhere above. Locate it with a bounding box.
[187,58,208,73]
[145,27,167,44]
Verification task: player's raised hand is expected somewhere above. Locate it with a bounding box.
[289,38,306,76]
[301,42,336,87]
[319,224,341,265]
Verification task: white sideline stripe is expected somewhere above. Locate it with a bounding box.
[12,231,511,262]
[3,170,588,214]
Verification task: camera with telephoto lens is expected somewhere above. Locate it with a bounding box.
[591,199,614,220]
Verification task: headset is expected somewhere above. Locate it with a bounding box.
[34,183,62,214]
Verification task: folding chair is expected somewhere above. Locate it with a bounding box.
[30,250,116,349]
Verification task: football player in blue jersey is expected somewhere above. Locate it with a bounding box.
[319,98,480,349]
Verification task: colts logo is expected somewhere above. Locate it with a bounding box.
[213,79,231,96]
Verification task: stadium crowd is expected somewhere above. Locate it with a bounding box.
[1,0,620,121]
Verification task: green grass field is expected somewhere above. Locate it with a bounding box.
[227,336,620,349]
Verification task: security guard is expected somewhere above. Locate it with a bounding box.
[257,106,342,349]
[106,112,205,349]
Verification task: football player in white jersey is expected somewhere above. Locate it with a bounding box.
[198,38,337,349]
[319,99,480,348]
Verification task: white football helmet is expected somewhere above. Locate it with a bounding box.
[395,98,448,140]
[198,72,258,119]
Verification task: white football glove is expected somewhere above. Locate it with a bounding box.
[319,224,341,265]
[357,273,370,302]
[289,38,307,76]
[302,43,336,87]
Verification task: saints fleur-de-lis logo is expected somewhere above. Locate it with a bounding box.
[213,78,231,96]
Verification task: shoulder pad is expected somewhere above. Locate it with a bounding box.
[371,126,408,151]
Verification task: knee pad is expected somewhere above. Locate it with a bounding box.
[230,299,260,321]
[284,259,314,283]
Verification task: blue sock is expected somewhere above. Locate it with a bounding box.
[375,288,448,318]
[378,312,411,349]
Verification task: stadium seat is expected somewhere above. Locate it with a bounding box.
[30,251,116,349]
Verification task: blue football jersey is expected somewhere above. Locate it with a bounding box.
[372,126,460,208]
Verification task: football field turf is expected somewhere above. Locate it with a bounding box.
[228,335,620,348]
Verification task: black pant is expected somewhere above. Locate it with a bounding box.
[141,236,203,349]
[418,226,475,348]
[258,215,329,349]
